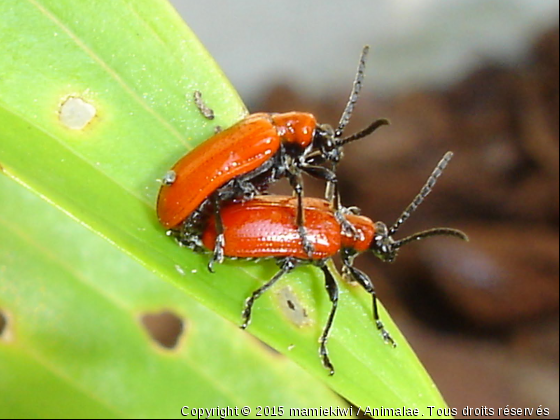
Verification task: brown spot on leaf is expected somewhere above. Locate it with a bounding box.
[276,287,311,327]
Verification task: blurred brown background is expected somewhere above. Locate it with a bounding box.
[256,28,559,418]
[178,2,559,417]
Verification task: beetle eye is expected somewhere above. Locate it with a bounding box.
[315,123,335,146]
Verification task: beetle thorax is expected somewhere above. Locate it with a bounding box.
[271,112,316,148]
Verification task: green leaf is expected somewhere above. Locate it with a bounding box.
[0,0,450,416]
[0,174,347,418]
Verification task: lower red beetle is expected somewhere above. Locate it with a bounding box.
[157,46,388,271]
[198,152,468,374]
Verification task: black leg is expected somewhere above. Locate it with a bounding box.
[288,172,314,258]
[302,164,337,203]
[318,264,339,376]
[207,193,225,273]
[234,178,260,200]
[303,164,358,238]
[324,164,337,205]
[241,258,297,329]
[342,258,396,347]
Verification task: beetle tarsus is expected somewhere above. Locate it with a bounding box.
[377,320,396,347]
[207,233,225,273]
[319,344,335,376]
[298,225,315,258]
[336,210,360,239]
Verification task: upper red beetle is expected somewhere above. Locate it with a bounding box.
[157,46,388,270]
[199,152,468,374]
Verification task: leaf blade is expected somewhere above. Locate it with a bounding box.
[0,0,451,415]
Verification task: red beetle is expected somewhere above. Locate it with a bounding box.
[200,152,468,374]
[157,46,388,270]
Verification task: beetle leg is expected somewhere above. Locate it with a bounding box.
[342,255,396,347]
[334,209,360,240]
[288,172,314,258]
[235,178,260,200]
[301,164,337,200]
[233,153,280,199]
[328,182,361,240]
[318,264,339,376]
[302,164,359,239]
[174,229,204,251]
[208,193,225,273]
[345,206,361,215]
[324,173,336,205]
[241,258,297,329]
[171,213,206,251]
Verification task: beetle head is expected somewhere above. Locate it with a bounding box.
[368,152,468,263]
[312,123,342,164]
[311,118,390,165]
[369,221,467,263]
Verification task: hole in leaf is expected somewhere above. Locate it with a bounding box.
[0,310,7,339]
[276,286,311,327]
[59,96,96,130]
[141,310,184,349]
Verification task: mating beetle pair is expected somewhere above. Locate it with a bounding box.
[156,47,467,374]
[157,46,388,271]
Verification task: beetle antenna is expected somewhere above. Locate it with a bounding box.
[389,151,454,236]
[393,227,469,250]
[335,45,369,138]
[338,118,390,146]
